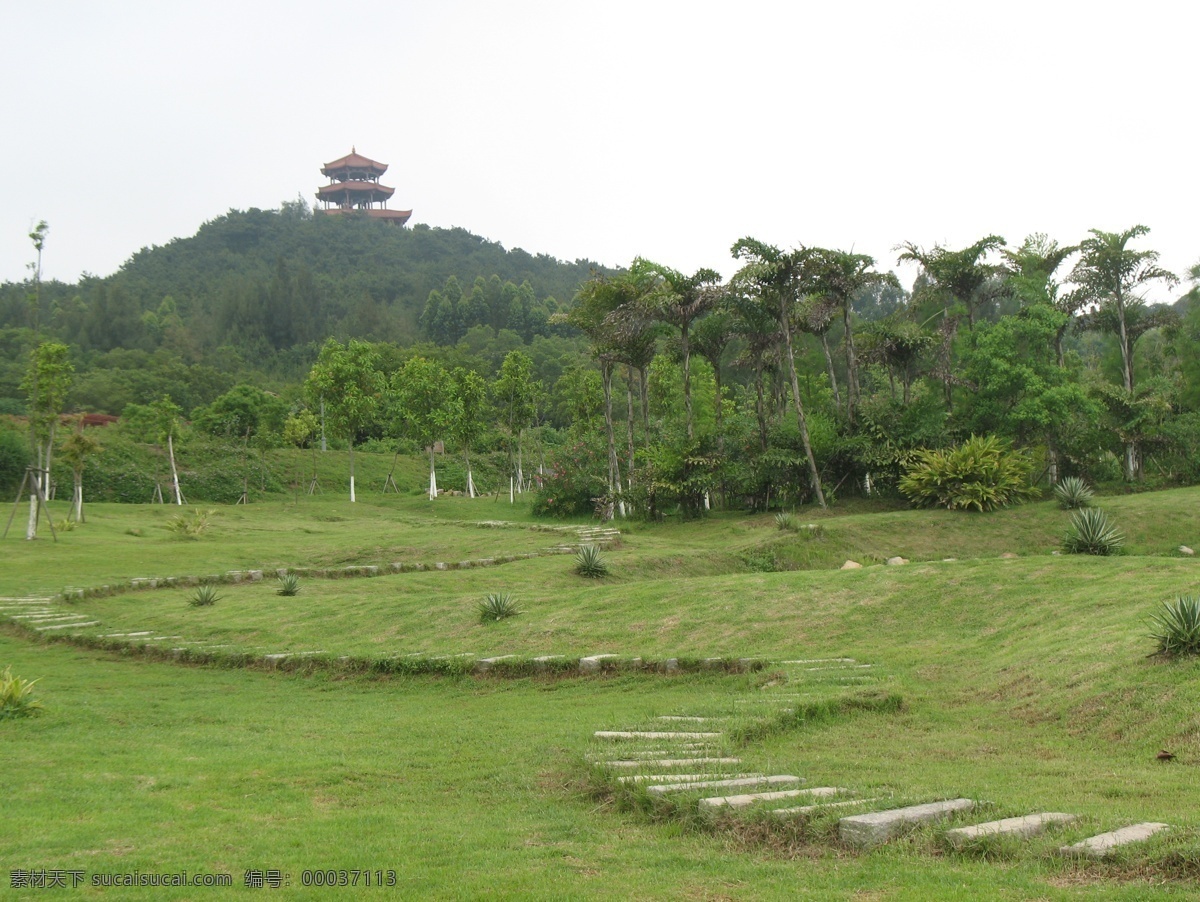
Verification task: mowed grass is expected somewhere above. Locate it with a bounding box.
[3,483,1200,897]
[2,636,1187,901]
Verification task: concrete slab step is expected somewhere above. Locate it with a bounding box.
[840,799,976,848]
[618,772,759,784]
[594,731,722,740]
[35,621,100,630]
[945,812,1077,848]
[600,758,741,769]
[773,795,878,817]
[699,786,831,811]
[648,775,801,795]
[1060,823,1170,858]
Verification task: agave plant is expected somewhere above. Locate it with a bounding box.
[775,512,797,531]
[1062,507,1124,556]
[1053,476,1095,510]
[478,592,521,623]
[0,666,44,720]
[188,584,223,606]
[574,544,608,578]
[277,573,302,597]
[1148,596,1200,656]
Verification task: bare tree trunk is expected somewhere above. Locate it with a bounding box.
[779,299,827,508]
[463,450,476,498]
[348,442,356,503]
[681,324,694,440]
[168,434,183,505]
[842,303,860,425]
[428,448,438,500]
[601,360,623,516]
[754,365,768,452]
[625,366,635,491]
[819,332,841,412]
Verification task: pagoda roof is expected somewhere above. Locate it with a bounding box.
[317,182,396,201]
[321,150,388,178]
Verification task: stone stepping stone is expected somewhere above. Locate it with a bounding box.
[99,631,153,638]
[618,772,760,784]
[945,812,1077,848]
[579,654,620,672]
[594,731,722,740]
[699,786,828,811]
[773,796,879,817]
[656,715,712,722]
[35,621,100,630]
[840,799,975,848]
[10,613,75,620]
[649,775,801,795]
[780,658,857,665]
[601,758,742,769]
[1059,823,1170,858]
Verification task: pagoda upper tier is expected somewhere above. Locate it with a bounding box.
[317,148,411,225]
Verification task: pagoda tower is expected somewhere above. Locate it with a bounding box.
[316,148,411,225]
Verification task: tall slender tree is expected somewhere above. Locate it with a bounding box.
[1069,226,1177,480]
[731,238,827,508]
[628,259,722,441]
[20,341,73,538]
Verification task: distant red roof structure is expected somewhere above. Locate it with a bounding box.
[316,147,411,225]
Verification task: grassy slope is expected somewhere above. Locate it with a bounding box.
[2,487,1199,898]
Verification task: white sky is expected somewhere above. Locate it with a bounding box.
[2,1,1196,302]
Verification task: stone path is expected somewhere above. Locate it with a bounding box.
[586,657,1176,869]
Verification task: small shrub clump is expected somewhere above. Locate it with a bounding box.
[898,435,1040,512]
[0,666,44,720]
[1062,507,1124,556]
[189,584,223,607]
[574,544,609,578]
[166,508,217,539]
[478,592,521,623]
[1053,476,1095,510]
[277,573,302,597]
[775,512,797,531]
[1149,596,1200,656]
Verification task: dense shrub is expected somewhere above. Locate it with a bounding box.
[0,420,27,496]
[532,439,608,518]
[898,434,1040,512]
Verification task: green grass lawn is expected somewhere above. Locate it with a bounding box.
[3,486,1200,898]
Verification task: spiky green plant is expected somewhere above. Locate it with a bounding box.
[574,544,609,578]
[0,666,44,720]
[1062,507,1124,556]
[188,584,223,607]
[277,573,302,597]
[1148,596,1200,656]
[478,592,521,623]
[1053,476,1095,510]
[775,512,797,531]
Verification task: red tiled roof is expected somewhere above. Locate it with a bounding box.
[321,151,388,177]
[316,182,396,201]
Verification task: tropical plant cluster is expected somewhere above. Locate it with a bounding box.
[3,207,1200,520]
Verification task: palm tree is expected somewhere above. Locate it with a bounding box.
[809,249,898,424]
[628,259,722,441]
[731,238,827,508]
[1001,233,1079,366]
[1068,226,1177,481]
[897,235,1005,330]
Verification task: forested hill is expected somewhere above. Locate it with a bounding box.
[0,204,612,366]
